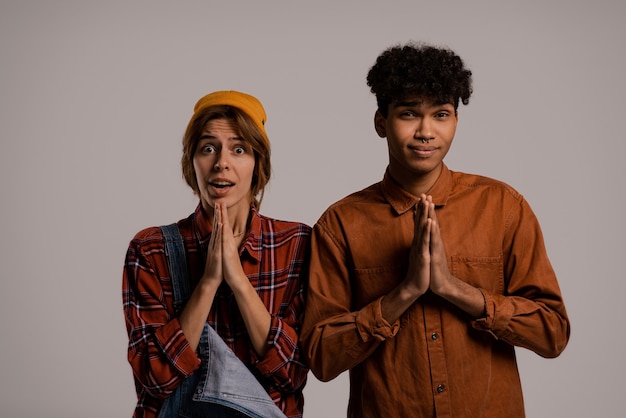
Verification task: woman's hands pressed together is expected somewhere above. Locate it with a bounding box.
[185,203,272,357]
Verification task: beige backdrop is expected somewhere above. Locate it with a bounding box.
[1,0,624,417]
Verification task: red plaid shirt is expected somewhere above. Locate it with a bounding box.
[123,204,311,418]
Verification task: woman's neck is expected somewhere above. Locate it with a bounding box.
[205,201,251,235]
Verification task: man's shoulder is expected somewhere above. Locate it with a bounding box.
[449,169,523,201]
[315,181,385,228]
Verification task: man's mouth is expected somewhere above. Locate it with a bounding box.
[409,146,438,158]
[409,145,437,152]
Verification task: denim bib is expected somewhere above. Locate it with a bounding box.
[157,223,286,418]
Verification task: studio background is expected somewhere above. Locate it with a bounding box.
[1,1,624,417]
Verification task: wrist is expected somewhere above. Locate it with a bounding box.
[198,276,221,292]
[229,274,254,298]
[398,280,426,302]
[430,274,456,298]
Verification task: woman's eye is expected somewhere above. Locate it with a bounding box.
[234,146,246,155]
[200,144,215,153]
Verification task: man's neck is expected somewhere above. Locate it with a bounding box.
[387,164,443,197]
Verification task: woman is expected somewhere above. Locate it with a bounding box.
[123,91,310,418]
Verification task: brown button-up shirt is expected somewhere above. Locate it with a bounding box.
[301,164,570,418]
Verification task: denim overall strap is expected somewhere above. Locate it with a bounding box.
[160,223,191,314]
[157,223,286,418]
[157,223,191,418]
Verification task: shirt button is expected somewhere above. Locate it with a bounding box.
[437,384,445,393]
[431,332,439,340]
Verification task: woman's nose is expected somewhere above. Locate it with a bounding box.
[213,153,229,170]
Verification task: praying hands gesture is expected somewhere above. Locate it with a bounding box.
[382,195,485,324]
[202,203,249,291]
[179,203,272,356]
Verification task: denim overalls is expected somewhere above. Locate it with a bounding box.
[157,223,287,418]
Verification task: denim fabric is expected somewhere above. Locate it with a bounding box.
[158,224,286,418]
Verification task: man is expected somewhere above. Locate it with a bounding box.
[301,43,570,417]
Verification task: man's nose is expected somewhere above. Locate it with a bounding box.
[415,119,434,143]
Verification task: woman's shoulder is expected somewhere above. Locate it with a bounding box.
[129,225,163,245]
[128,212,196,245]
[257,213,312,236]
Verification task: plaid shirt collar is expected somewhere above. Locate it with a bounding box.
[193,202,263,262]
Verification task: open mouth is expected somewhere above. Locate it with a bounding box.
[209,181,235,188]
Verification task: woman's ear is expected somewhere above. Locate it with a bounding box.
[374,111,386,138]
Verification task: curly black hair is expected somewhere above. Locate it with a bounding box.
[366,42,473,116]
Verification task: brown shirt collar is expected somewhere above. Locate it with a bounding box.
[381,163,452,215]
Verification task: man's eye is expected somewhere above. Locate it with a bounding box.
[234,146,246,155]
[201,145,215,153]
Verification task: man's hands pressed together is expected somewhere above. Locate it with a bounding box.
[382,195,485,324]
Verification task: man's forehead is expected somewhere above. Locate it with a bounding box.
[392,97,455,107]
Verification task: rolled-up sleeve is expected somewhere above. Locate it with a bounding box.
[251,225,311,395]
[301,221,400,382]
[123,233,201,399]
[471,197,570,358]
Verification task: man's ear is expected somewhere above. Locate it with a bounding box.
[374,110,386,138]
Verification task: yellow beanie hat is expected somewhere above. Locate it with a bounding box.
[191,90,267,138]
